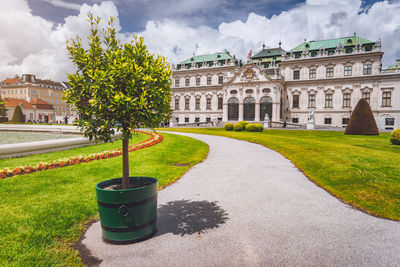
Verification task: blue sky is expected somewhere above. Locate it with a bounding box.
[27,0,385,32]
[0,0,399,80]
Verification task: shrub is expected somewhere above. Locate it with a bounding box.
[390,129,400,145]
[255,124,264,132]
[238,121,249,128]
[345,98,378,135]
[245,123,258,132]
[233,123,244,131]
[224,123,234,131]
[11,105,24,123]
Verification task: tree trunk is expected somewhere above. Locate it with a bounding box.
[121,133,130,189]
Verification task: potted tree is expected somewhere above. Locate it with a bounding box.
[64,14,172,244]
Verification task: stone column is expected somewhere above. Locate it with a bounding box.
[238,103,244,121]
[223,103,228,121]
[255,102,260,122]
[272,103,279,121]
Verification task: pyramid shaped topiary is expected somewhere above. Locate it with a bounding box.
[345,98,379,135]
[11,105,24,123]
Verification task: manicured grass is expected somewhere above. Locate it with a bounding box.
[0,133,208,266]
[0,132,149,170]
[162,128,400,221]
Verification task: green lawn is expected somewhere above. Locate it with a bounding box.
[0,132,208,266]
[0,132,149,170]
[162,128,400,221]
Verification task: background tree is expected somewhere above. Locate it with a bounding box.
[11,105,24,123]
[64,14,172,189]
[0,97,7,118]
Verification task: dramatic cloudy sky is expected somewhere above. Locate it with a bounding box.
[1,0,399,81]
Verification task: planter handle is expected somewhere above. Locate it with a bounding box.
[118,204,130,217]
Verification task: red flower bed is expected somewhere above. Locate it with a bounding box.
[0,130,164,179]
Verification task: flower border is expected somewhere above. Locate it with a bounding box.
[0,130,163,179]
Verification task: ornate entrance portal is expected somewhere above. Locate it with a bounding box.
[260,96,272,121]
[243,97,255,121]
[228,97,239,121]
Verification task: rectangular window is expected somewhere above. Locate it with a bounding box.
[206,117,211,123]
[174,99,179,110]
[363,64,372,75]
[324,118,332,124]
[175,79,180,87]
[218,76,223,84]
[326,67,333,77]
[325,94,333,108]
[309,69,316,79]
[207,76,212,85]
[196,77,200,86]
[206,98,211,110]
[195,98,200,110]
[342,118,349,125]
[185,78,190,86]
[292,118,299,123]
[293,95,299,108]
[343,93,351,107]
[185,117,189,123]
[195,117,200,123]
[362,92,370,104]
[385,118,395,126]
[344,66,352,76]
[185,98,190,110]
[382,91,391,107]
[293,70,300,80]
[218,97,223,109]
[308,94,315,108]
[176,117,179,123]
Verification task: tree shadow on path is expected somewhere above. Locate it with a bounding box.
[156,199,229,236]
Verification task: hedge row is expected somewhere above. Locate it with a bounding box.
[225,121,263,132]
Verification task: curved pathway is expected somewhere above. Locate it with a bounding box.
[83,132,400,266]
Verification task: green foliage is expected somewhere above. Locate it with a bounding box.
[255,124,264,132]
[390,129,400,145]
[224,123,234,131]
[245,123,258,132]
[0,97,7,117]
[64,14,172,143]
[11,105,24,123]
[233,123,244,131]
[238,121,249,128]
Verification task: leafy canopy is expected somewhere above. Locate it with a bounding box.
[64,14,172,142]
[0,97,7,117]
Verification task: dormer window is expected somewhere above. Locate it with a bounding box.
[305,44,310,48]
[364,44,373,51]
[327,49,335,55]
[310,51,317,57]
[345,47,353,54]
[347,39,353,44]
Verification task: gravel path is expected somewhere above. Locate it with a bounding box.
[82,132,400,267]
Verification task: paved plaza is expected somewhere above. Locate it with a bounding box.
[83,132,400,266]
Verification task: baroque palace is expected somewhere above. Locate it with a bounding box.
[170,35,400,130]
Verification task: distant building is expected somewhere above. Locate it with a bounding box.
[4,97,56,123]
[0,74,71,118]
[171,35,400,130]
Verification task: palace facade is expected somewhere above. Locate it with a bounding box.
[170,35,400,130]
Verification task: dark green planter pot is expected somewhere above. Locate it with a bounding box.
[95,177,158,244]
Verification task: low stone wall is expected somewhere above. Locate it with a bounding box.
[0,124,122,158]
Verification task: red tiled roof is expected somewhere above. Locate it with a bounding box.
[30,97,54,110]
[4,98,33,109]
[1,77,22,86]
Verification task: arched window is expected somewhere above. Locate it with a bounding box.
[228,97,239,121]
[243,97,255,121]
[260,96,272,121]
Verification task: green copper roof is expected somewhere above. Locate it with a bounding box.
[387,59,400,70]
[291,36,374,52]
[252,48,283,59]
[179,52,233,64]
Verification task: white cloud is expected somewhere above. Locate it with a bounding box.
[44,0,81,11]
[0,0,399,82]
